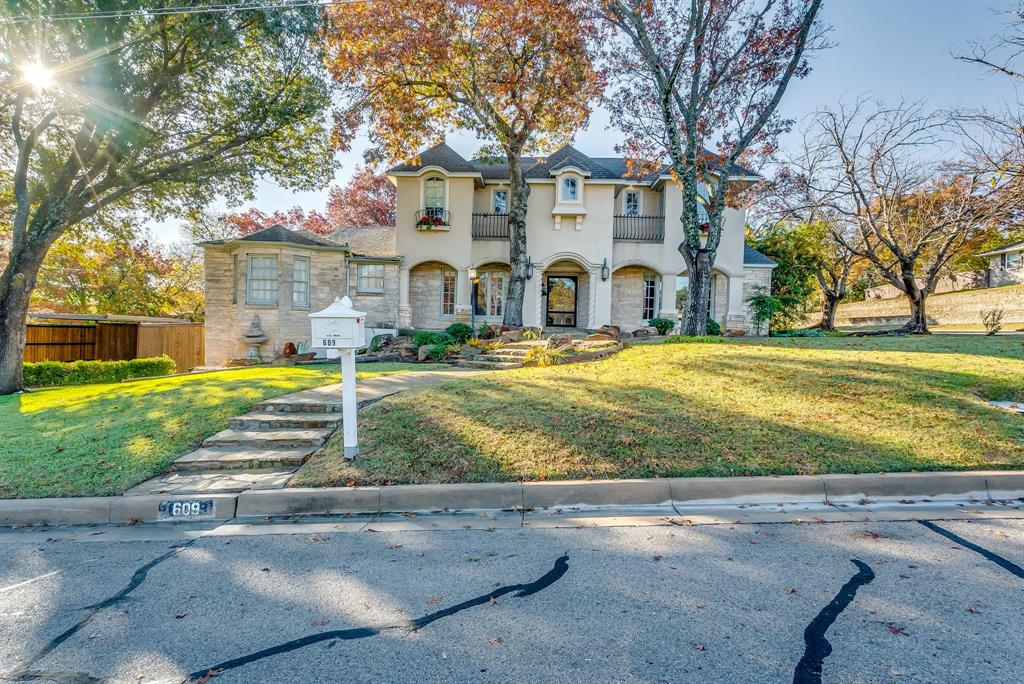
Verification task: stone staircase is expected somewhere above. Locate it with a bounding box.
[456,341,542,370]
[125,394,342,495]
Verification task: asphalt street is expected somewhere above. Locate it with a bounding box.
[0,503,1022,683]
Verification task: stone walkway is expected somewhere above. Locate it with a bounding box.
[125,368,482,497]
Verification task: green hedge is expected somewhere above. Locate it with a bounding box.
[24,356,177,387]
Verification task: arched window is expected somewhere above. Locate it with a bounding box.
[561,177,578,201]
[423,176,446,217]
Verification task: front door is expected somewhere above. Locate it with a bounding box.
[546,276,578,327]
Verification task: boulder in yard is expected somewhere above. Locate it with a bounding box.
[585,333,615,342]
[417,345,433,362]
[499,330,523,343]
[598,324,620,339]
[546,333,574,350]
[632,328,650,338]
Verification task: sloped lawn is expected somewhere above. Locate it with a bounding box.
[0,363,438,499]
[293,336,1024,486]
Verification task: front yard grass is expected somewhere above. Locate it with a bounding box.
[293,336,1024,486]
[0,362,440,499]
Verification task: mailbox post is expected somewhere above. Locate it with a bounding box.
[309,297,366,460]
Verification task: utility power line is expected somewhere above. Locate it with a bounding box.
[0,0,363,25]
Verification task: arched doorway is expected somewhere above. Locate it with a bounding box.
[542,258,590,329]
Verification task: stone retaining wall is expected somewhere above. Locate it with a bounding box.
[834,285,1024,329]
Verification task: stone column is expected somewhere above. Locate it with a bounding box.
[454,268,471,323]
[725,274,748,333]
[590,267,609,329]
[659,272,679,328]
[398,267,412,329]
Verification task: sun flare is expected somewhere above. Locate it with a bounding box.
[20,61,54,92]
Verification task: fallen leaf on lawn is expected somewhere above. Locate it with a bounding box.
[967,606,980,614]
[260,568,270,572]
[488,636,504,645]
[696,603,706,609]
[489,597,499,605]
[784,587,797,594]
[467,556,481,562]
[692,643,706,651]
[312,619,328,626]
[749,539,760,544]
[196,668,223,683]
[388,544,403,550]
[653,555,663,561]
[175,612,188,619]
[862,530,882,539]
[425,596,441,605]
[887,625,909,636]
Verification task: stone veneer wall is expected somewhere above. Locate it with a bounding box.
[409,261,456,330]
[611,266,652,330]
[740,266,772,334]
[834,284,1024,329]
[345,261,400,327]
[204,245,345,365]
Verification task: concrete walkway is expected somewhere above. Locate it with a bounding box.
[125,368,482,496]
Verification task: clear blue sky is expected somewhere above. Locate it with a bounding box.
[153,0,1023,244]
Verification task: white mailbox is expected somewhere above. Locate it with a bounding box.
[309,296,366,460]
[310,297,366,350]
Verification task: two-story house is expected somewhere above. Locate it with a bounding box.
[201,143,776,365]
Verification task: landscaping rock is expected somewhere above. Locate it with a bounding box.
[417,345,432,362]
[585,333,615,342]
[499,330,523,344]
[632,328,651,338]
[546,333,574,350]
[598,324,620,339]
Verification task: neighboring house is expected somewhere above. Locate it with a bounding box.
[979,240,1024,287]
[201,143,777,365]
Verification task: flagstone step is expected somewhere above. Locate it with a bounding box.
[229,412,342,430]
[456,358,523,370]
[174,446,316,471]
[203,427,334,449]
[125,467,297,495]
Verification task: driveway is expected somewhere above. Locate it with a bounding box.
[0,505,1022,683]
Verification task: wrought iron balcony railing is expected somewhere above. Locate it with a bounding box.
[471,212,510,239]
[613,215,665,242]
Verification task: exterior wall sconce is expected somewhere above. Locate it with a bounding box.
[526,259,534,280]
[601,257,610,281]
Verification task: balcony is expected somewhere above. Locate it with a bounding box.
[472,212,509,239]
[415,208,451,230]
[613,215,665,242]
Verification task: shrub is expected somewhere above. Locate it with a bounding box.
[746,286,781,336]
[445,322,474,343]
[663,335,725,345]
[522,326,543,340]
[705,318,722,336]
[982,308,1005,336]
[524,346,567,367]
[423,342,460,361]
[23,356,176,387]
[413,331,453,348]
[477,322,496,339]
[773,328,826,338]
[647,317,675,335]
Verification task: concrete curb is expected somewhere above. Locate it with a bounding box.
[2,471,1022,527]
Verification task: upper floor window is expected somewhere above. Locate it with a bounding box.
[561,177,578,201]
[357,263,386,294]
[624,190,641,216]
[493,189,508,214]
[246,255,278,305]
[1003,251,1022,270]
[292,256,310,308]
[423,176,446,217]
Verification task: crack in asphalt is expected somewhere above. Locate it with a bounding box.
[918,520,1024,579]
[792,559,875,684]
[185,553,571,683]
[1,540,196,684]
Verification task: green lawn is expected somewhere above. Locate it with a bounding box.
[0,363,439,499]
[292,336,1024,487]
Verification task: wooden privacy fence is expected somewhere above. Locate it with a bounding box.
[25,316,204,372]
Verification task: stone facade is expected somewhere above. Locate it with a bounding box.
[740,266,773,334]
[204,243,345,365]
[611,266,653,330]
[345,261,400,327]
[409,261,457,330]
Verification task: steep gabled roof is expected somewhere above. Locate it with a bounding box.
[331,225,398,259]
[540,145,620,180]
[200,224,345,249]
[388,141,478,174]
[743,245,777,267]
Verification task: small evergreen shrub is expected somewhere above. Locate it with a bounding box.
[478,322,496,339]
[23,356,176,387]
[647,317,675,335]
[445,322,474,343]
[772,328,826,338]
[413,331,454,347]
[705,318,722,336]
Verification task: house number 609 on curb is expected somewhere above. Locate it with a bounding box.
[158,499,215,520]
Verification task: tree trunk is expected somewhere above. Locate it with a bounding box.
[0,256,46,395]
[902,291,930,334]
[818,293,840,332]
[503,152,530,327]
[681,250,713,335]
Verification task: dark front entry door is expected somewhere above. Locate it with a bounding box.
[546,276,578,327]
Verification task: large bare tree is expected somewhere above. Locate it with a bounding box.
[599,0,826,335]
[802,100,1018,334]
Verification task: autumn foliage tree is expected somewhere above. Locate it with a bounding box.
[324,0,603,326]
[224,207,334,236]
[328,167,396,226]
[599,0,825,335]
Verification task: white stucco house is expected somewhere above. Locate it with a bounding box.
[979,240,1024,287]
[201,143,776,365]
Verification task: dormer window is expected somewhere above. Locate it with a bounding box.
[561,177,578,201]
[423,176,446,217]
